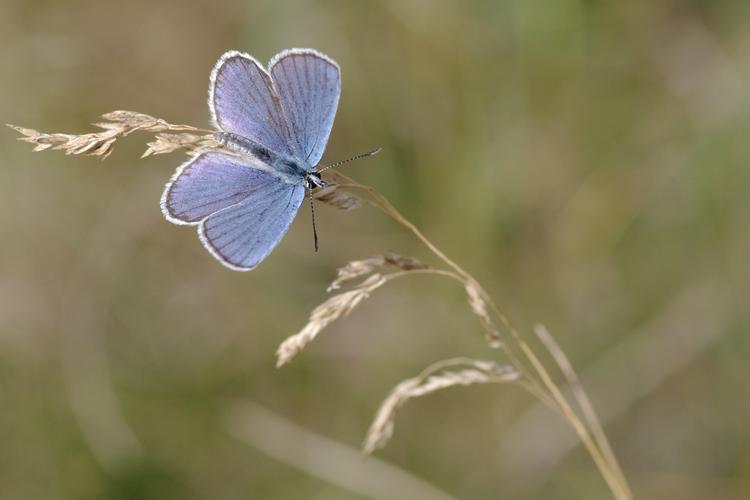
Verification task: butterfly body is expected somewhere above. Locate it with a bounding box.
[161,48,340,271]
[216,131,312,186]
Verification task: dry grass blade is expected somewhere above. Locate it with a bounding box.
[225,399,460,500]
[142,133,221,157]
[313,185,365,211]
[277,273,387,367]
[363,358,520,455]
[328,251,429,291]
[534,324,631,497]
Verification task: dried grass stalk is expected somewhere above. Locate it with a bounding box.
[276,273,388,367]
[278,253,434,366]
[534,324,631,496]
[313,185,365,211]
[363,358,520,454]
[10,109,631,498]
[8,110,210,160]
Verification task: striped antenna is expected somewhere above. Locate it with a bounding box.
[317,147,382,173]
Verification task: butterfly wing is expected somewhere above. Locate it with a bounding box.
[269,49,341,167]
[209,51,297,158]
[162,152,270,224]
[199,183,304,271]
[162,152,304,271]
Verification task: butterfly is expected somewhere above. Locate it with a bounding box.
[160,48,344,271]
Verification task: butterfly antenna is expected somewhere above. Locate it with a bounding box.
[317,147,382,173]
[307,146,381,251]
[308,188,319,252]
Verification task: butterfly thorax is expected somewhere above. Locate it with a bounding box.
[216,131,311,186]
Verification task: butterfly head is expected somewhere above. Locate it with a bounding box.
[304,171,326,191]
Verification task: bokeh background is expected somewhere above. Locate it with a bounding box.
[2,1,750,499]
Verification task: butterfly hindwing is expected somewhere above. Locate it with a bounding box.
[199,181,305,271]
[161,151,305,270]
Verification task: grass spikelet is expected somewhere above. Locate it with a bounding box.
[99,110,201,133]
[9,110,212,160]
[8,123,124,159]
[276,273,388,367]
[142,133,221,158]
[313,185,365,211]
[328,255,388,291]
[382,251,430,271]
[464,280,502,347]
[363,358,520,454]
[328,252,429,291]
[278,253,436,366]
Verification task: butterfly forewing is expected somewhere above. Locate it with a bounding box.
[210,51,296,158]
[269,49,341,167]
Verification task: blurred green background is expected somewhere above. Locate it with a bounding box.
[2,1,750,498]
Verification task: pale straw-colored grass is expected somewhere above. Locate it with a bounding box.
[363,358,520,455]
[286,170,634,499]
[276,272,388,367]
[10,112,634,500]
[8,110,214,160]
[141,132,221,158]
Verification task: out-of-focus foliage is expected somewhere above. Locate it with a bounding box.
[2,1,749,498]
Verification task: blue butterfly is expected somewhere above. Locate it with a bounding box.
[161,49,342,271]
